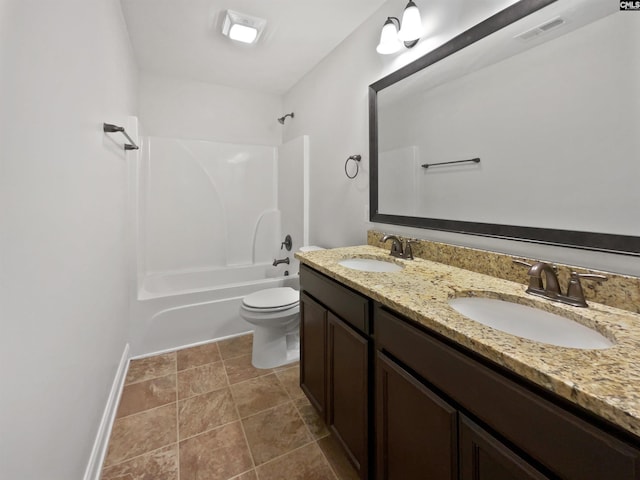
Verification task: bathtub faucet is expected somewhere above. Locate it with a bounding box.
[272,257,290,267]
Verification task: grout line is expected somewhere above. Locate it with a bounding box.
[291,398,316,440]
[290,392,339,479]
[113,399,177,422]
[177,378,230,403]
[177,416,244,443]
[222,354,275,386]
[102,443,179,471]
[316,440,341,480]
[252,438,321,473]
[115,375,178,420]
[124,351,177,386]
[176,358,224,376]
[229,468,258,480]
[232,370,257,472]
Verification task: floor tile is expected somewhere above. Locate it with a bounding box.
[242,402,312,465]
[218,333,253,360]
[230,373,290,418]
[104,403,177,467]
[256,442,336,480]
[294,397,330,440]
[273,360,299,372]
[100,444,178,480]
[116,373,176,418]
[126,352,176,385]
[318,434,360,480]
[275,366,305,400]
[178,361,227,399]
[179,422,253,480]
[224,354,272,385]
[177,342,221,371]
[178,388,238,440]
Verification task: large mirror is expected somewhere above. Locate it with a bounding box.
[369,0,640,255]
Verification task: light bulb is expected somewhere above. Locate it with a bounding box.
[376,18,402,55]
[398,1,423,42]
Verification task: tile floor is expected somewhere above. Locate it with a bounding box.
[100,333,359,480]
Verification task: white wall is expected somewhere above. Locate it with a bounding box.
[283,1,640,275]
[139,73,283,145]
[0,0,137,479]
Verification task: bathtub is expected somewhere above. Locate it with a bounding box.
[130,263,299,357]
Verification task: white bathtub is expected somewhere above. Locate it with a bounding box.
[130,263,299,357]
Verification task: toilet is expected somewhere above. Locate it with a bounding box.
[240,245,324,369]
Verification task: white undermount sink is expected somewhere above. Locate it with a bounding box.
[448,297,613,350]
[338,257,403,273]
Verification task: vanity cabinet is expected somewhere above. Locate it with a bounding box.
[300,265,371,479]
[299,263,640,480]
[376,351,458,479]
[375,305,640,480]
[299,292,327,417]
[458,415,548,480]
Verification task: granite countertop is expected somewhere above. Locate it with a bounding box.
[295,245,640,438]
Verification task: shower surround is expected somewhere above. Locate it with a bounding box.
[129,136,304,356]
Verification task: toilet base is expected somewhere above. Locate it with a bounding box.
[251,326,300,369]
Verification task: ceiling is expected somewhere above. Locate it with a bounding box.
[120,0,387,95]
[120,0,534,96]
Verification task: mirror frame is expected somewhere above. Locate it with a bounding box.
[369,0,640,256]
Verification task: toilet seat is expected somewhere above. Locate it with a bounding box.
[241,287,299,312]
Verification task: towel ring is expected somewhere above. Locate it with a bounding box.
[345,155,361,179]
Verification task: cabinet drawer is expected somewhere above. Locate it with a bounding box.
[300,264,370,334]
[375,306,640,480]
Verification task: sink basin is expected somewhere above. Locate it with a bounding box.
[448,297,613,350]
[338,258,403,273]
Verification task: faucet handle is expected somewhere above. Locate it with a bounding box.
[512,259,533,268]
[565,272,608,307]
[404,240,417,260]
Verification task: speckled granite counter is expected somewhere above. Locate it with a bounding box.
[296,245,640,439]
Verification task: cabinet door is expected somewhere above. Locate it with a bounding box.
[300,292,327,418]
[376,352,458,480]
[460,415,549,480]
[327,312,369,479]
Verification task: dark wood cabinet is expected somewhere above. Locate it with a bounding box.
[300,265,371,479]
[376,351,458,480]
[300,264,640,480]
[299,292,327,417]
[375,304,640,480]
[459,415,549,480]
[327,313,370,478]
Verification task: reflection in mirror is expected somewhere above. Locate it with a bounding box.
[370,0,640,255]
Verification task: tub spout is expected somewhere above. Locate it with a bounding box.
[273,257,290,267]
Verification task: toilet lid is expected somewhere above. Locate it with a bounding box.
[242,287,299,309]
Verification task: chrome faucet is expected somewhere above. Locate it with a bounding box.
[513,259,607,307]
[273,257,290,267]
[381,235,415,260]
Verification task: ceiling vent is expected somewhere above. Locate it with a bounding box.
[515,17,566,41]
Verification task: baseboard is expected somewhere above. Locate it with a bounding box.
[83,343,130,480]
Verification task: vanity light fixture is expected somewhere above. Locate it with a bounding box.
[222,9,266,44]
[376,1,423,55]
